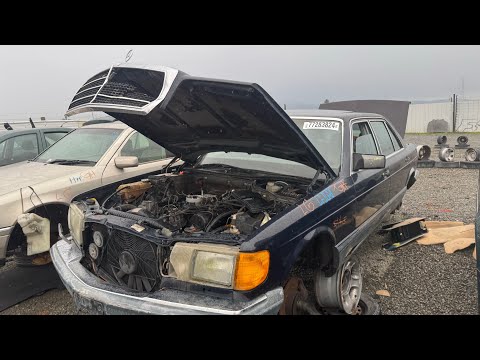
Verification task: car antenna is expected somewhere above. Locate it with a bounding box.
[29,117,36,128]
[4,122,13,130]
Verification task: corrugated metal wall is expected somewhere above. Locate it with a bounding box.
[406,102,453,133]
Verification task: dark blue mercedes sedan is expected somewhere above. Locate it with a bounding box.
[51,64,418,315]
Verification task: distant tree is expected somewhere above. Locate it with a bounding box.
[318,99,330,108]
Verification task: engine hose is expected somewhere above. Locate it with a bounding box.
[115,204,137,211]
[211,225,228,234]
[205,209,238,232]
[107,208,172,232]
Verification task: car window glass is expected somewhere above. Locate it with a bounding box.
[385,124,403,151]
[370,121,395,156]
[44,132,67,147]
[352,122,378,155]
[11,134,39,162]
[36,128,122,163]
[121,132,167,163]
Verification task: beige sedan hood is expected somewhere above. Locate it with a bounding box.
[0,161,89,196]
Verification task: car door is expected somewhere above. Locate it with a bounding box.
[369,120,404,203]
[101,131,173,184]
[0,133,40,166]
[382,121,410,197]
[351,120,390,228]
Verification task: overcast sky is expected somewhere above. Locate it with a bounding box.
[1,45,479,121]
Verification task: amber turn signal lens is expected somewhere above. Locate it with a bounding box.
[234,250,270,291]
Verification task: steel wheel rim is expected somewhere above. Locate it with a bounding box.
[338,260,363,314]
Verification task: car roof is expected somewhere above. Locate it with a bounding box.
[286,109,384,121]
[0,127,70,139]
[80,121,130,130]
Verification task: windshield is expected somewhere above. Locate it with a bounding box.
[36,128,123,164]
[199,119,342,179]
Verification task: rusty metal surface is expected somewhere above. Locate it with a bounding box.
[279,277,308,315]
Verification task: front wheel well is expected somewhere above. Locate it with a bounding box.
[7,203,69,253]
[297,232,337,275]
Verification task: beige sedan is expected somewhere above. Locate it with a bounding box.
[0,121,173,266]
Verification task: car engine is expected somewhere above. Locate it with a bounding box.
[107,171,308,237]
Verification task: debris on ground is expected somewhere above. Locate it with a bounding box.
[424,221,464,229]
[444,237,476,254]
[413,222,476,255]
[381,217,428,251]
[376,290,391,297]
[417,224,474,245]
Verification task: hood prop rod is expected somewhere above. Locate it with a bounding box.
[307,168,322,194]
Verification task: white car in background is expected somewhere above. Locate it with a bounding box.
[0,121,173,266]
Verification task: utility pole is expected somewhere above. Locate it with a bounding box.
[452,93,457,132]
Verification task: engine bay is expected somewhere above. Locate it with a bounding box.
[79,171,319,292]
[108,171,312,237]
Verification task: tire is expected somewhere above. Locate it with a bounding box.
[355,293,381,315]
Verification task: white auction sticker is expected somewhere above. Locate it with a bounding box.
[303,121,340,130]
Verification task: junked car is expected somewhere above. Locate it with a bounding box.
[0,121,173,267]
[0,126,71,167]
[51,64,418,315]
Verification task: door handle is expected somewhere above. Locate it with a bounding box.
[405,156,410,162]
[382,169,390,177]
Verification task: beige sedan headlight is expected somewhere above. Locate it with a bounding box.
[68,202,86,246]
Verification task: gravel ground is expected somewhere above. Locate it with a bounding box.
[0,133,478,315]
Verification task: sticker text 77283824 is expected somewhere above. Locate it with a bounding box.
[302,121,340,131]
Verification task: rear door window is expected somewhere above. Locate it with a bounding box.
[385,124,403,151]
[370,121,395,156]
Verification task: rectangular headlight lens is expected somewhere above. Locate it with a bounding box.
[68,203,85,246]
[192,251,235,286]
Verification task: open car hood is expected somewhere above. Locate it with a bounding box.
[66,64,335,178]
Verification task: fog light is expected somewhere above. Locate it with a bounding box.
[192,251,235,286]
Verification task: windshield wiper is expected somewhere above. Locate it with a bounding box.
[45,159,96,165]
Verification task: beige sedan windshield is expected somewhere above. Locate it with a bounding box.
[36,128,122,164]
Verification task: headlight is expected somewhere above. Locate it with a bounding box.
[192,251,236,286]
[170,243,269,290]
[68,202,85,246]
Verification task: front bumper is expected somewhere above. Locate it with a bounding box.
[51,239,284,315]
[0,226,13,266]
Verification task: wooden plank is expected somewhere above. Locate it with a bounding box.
[417,224,475,245]
[444,237,475,254]
[424,221,464,229]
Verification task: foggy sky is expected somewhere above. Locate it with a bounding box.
[1,45,479,121]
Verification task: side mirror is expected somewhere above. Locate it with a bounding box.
[352,153,385,171]
[115,156,139,169]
